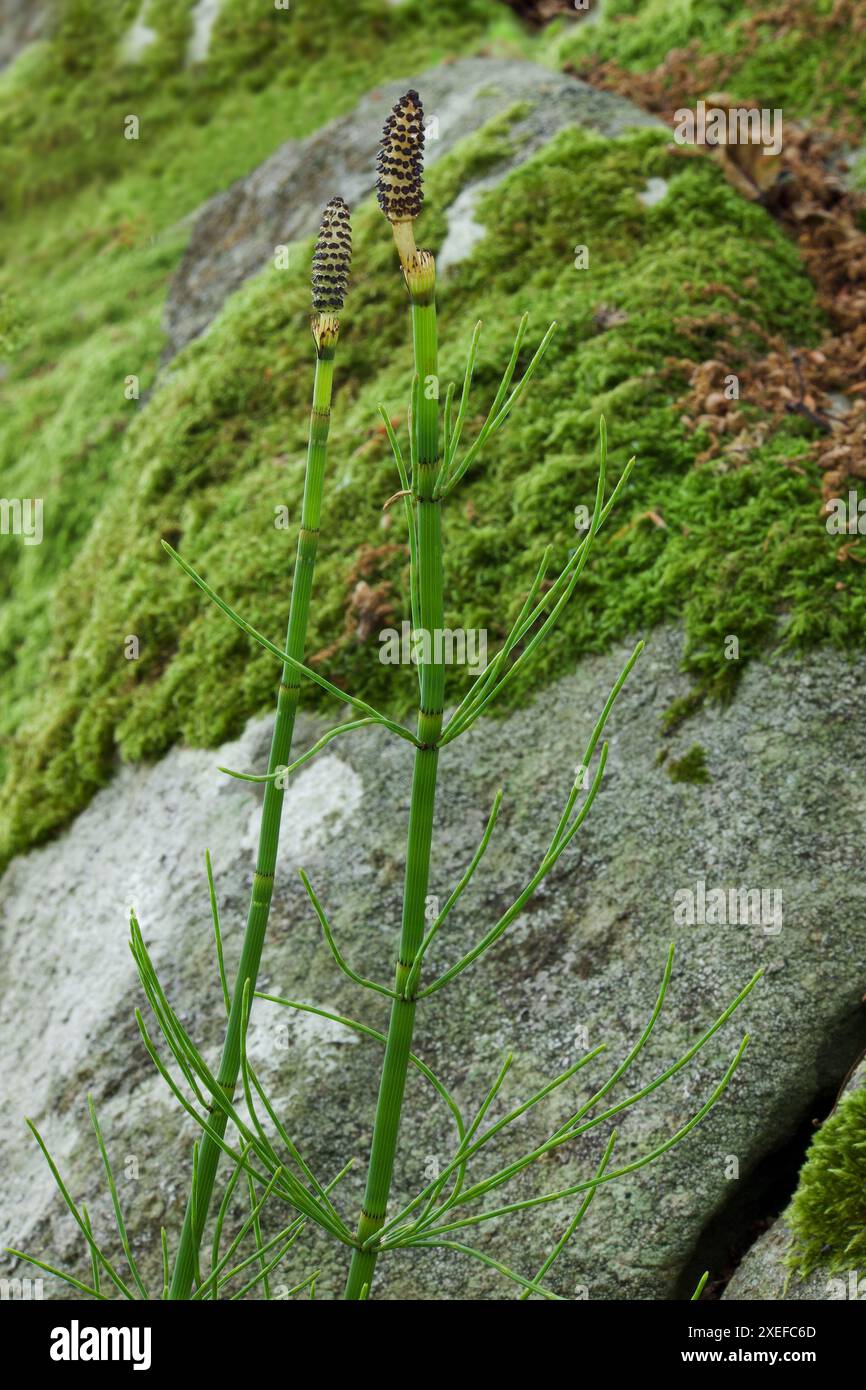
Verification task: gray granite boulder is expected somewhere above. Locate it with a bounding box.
[2,625,865,1300]
[163,56,662,354]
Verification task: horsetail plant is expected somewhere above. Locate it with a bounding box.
[10,93,763,1302]
[343,88,442,1300]
[168,196,353,1300]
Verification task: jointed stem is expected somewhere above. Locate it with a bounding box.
[345,260,442,1299]
[169,344,338,1300]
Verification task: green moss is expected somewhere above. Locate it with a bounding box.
[0,0,510,215]
[0,0,514,863]
[787,1084,866,1277]
[553,0,737,75]
[661,689,706,733]
[667,745,710,785]
[554,0,866,134]
[1,114,846,868]
[2,1,864,869]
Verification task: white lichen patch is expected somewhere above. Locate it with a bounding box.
[437,180,493,274]
[186,0,223,67]
[637,176,669,207]
[243,753,364,876]
[120,2,157,63]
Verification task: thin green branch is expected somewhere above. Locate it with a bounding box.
[435,318,482,492]
[212,1163,351,1299]
[300,870,399,1000]
[232,1265,319,1303]
[429,970,763,1217]
[162,543,419,748]
[407,1036,751,1242]
[373,1046,605,1248]
[218,718,376,784]
[445,1051,513,1207]
[547,642,643,856]
[408,372,420,478]
[237,984,288,1181]
[134,918,313,1208]
[133,1007,336,1232]
[249,1063,350,1230]
[440,545,552,743]
[442,379,455,470]
[4,1249,107,1301]
[247,1178,270,1298]
[130,913,210,1109]
[412,1240,563,1300]
[441,415,610,741]
[379,961,760,1249]
[557,968,763,1141]
[439,443,636,747]
[191,1168,284,1300]
[438,318,556,498]
[207,1144,250,1300]
[87,1097,149,1300]
[402,788,503,999]
[81,1205,100,1298]
[379,403,421,693]
[197,1157,351,1300]
[419,639,641,1001]
[23,1120,135,1300]
[208,1218,302,1298]
[412,1052,514,1235]
[206,851,230,1017]
[254,993,465,1145]
[189,1143,204,1291]
[162,967,350,1240]
[238,979,352,1235]
[549,946,674,1142]
[519,1130,616,1299]
[437,314,529,495]
[417,745,610,998]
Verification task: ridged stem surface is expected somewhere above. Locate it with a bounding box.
[345,285,442,1299]
[169,350,336,1300]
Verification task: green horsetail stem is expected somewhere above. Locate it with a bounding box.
[345,245,441,1299]
[344,84,440,1304]
[169,199,351,1300]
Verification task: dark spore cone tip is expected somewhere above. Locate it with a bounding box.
[311,196,352,314]
[376,88,425,222]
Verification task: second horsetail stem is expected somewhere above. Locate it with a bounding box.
[168,198,352,1300]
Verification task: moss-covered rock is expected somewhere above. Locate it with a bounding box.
[0,0,519,865]
[164,58,662,353]
[1,3,863,876]
[555,0,866,139]
[787,1069,866,1278]
[724,1064,866,1300]
[1,65,844,870]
